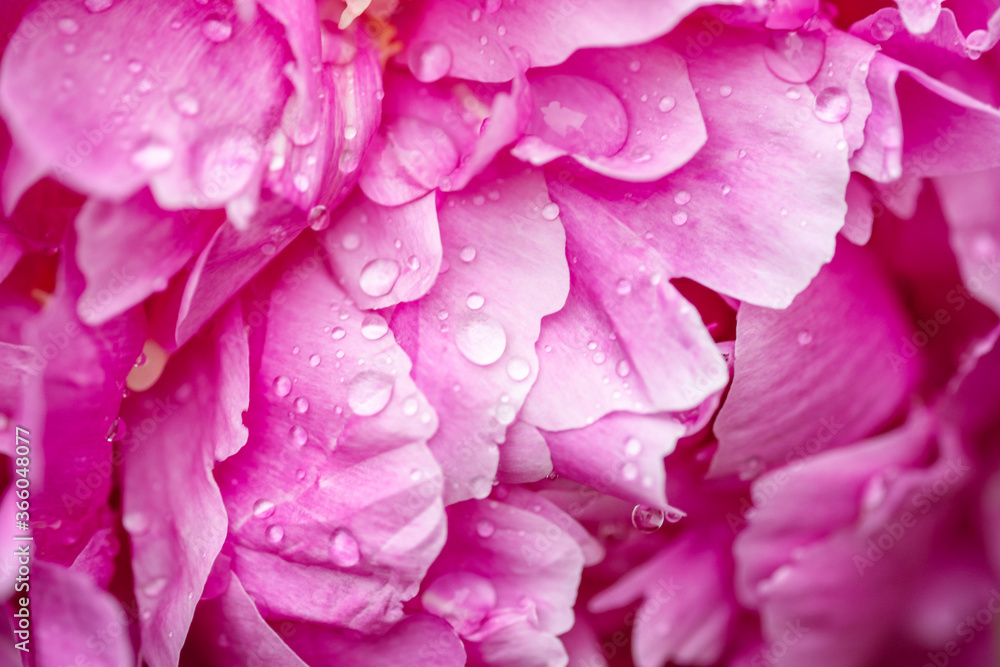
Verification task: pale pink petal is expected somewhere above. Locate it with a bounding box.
[496,421,553,485]
[765,0,819,29]
[322,190,442,309]
[359,116,460,206]
[711,240,915,478]
[120,302,248,667]
[842,175,876,245]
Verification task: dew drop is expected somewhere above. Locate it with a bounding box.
[664,507,685,523]
[57,17,80,34]
[143,578,168,598]
[719,84,733,97]
[763,30,826,84]
[105,416,125,442]
[592,351,606,365]
[360,315,389,340]
[122,512,150,535]
[347,372,394,416]
[506,357,530,381]
[459,245,477,262]
[455,313,507,366]
[797,330,813,346]
[628,60,641,72]
[616,278,632,295]
[408,43,453,83]
[402,396,420,416]
[738,457,764,481]
[476,519,496,538]
[309,354,321,367]
[252,499,276,519]
[127,59,143,73]
[330,529,360,567]
[266,524,285,543]
[202,14,233,43]
[813,86,851,123]
[84,0,113,11]
[293,173,310,192]
[616,359,631,377]
[466,293,485,310]
[308,205,330,231]
[871,16,895,41]
[359,258,401,297]
[541,203,560,220]
[625,437,642,457]
[294,396,309,413]
[631,505,665,532]
[658,96,676,112]
[407,255,421,270]
[289,425,308,447]
[672,211,688,226]
[273,376,292,397]
[622,461,638,481]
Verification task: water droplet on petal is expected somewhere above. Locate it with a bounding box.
[813,86,851,123]
[785,87,802,100]
[719,84,733,97]
[466,293,485,310]
[631,505,665,532]
[360,315,389,340]
[871,16,896,41]
[308,205,330,231]
[459,245,477,262]
[127,59,143,73]
[456,313,507,366]
[105,416,126,442]
[58,18,80,34]
[506,357,530,381]
[674,190,691,206]
[541,203,560,220]
[664,507,685,523]
[294,396,309,413]
[273,376,292,397]
[622,461,638,480]
[625,437,642,457]
[171,91,200,117]
[253,499,276,519]
[143,578,168,597]
[331,327,346,341]
[616,278,632,295]
[122,512,150,535]
[289,425,308,447]
[616,359,631,377]
[84,0,113,12]
[408,41,453,83]
[330,529,360,567]
[309,354,321,367]
[764,30,826,84]
[293,173,310,192]
[476,519,496,538]
[658,96,676,112]
[797,330,813,346]
[402,396,420,416]
[202,14,233,43]
[628,60,641,72]
[359,259,401,297]
[672,211,688,226]
[266,524,284,543]
[347,372,394,416]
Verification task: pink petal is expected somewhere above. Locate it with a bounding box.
[513,42,707,182]
[765,0,819,30]
[711,240,915,478]
[33,561,133,667]
[400,163,569,504]
[322,190,442,309]
[358,116,460,206]
[496,421,553,485]
[217,236,445,632]
[75,190,223,325]
[842,175,876,245]
[0,1,288,207]
[120,302,248,667]
[395,0,740,83]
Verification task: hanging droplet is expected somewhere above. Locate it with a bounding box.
[631,505,665,533]
[763,30,826,84]
[359,258,401,297]
[360,315,389,340]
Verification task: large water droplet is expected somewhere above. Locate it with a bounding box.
[252,498,276,519]
[455,314,507,366]
[506,357,530,381]
[763,30,825,84]
[359,259,401,297]
[813,86,851,123]
[631,505,665,533]
[347,372,394,416]
[360,314,389,340]
[408,41,453,83]
[466,293,485,310]
[202,15,233,43]
[330,529,360,567]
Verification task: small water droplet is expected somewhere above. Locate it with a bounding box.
[470,7,482,21]
[294,396,309,413]
[57,17,80,34]
[252,499,276,519]
[497,24,507,36]
[625,437,642,457]
[764,30,826,84]
[359,258,401,297]
[273,376,292,397]
[122,512,150,535]
[84,0,113,12]
[331,327,346,341]
[631,505,665,532]
[616,278,632,295]
[672,211,688,226]
[266,525,284,544]
[293,173,310,192]
[622,461,638,480]
[308,205,330,231]
[344,125,357,140]
[616,359,631,377]
[360,315,389,340]
[347,372,394,416]
[171,91,200,117]
[658,96,676,112]
[143,578,168,597]
[202,14,233,43]
[813,86,851,123]
[105,416,125,442]
[131,142,175,171]
[330,529,360,567]
[476,519,496,538]
[628,60,641,72]
[738,457,764,481]
[309,354,321,367]
[673,190,691,206]
[797,330,813,346]
[466,293,485,310]
[719,85,733,97]
[289,425,308,447]
[592,351,606,365]
[127,59,143,73]
[541,203,560,220]
[506,357,530,381]
[459,246,477,262]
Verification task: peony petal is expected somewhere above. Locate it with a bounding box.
[523,173,726,432]
[120,302,248,667]
[216,236,445,632]
[513,42,707,182]
[399,163,569,504]
[841,175,876,245]
[395,0,739,83]
[358,116,460,206]
[496,421,553,485]
[322,190,442,309]
[711,239,915,478]
[765,0,819,30]
[75,190,223,325]
[0,0,288,208]
[33,561,133,667]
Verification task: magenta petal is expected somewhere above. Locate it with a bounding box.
[541,413,686,510]
[75,190,222,325]
[359,117,460,206]
[842,175,875,245]
[120,303,248,667]
[0,1,288,207]
[405,165,569,504]
[514,42,707,182]
[806,31,878,156]
[33,561,133,667]
[396,0,738,82]
[765,0,819,29]
[711,240,914,477]
[496,421,553,485]
[323,190,442,309]
[217,237,444,631]
[186,573,308,667]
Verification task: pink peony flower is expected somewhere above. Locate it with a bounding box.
[2,0,1000,665]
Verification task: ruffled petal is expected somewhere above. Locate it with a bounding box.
[322,190,442,309]
[711,240,914,478]
[496,421,552,485]
[217,236,445,632]
[120,302,248,667]
[395,0,739,82]
[399,163,568,504]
